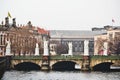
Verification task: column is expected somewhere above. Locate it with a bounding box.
[35,43,39,56]
[68,42,73,55]
[84,40,89,56]
[43,41,49,56]
[103,42,108,56]
[5,40,11,56]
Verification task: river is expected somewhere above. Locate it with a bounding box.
[1,71,120,80]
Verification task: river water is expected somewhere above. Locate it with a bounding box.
[1,71,120,80]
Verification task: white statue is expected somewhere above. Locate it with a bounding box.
[103,42,108,56]
[68,42,73,55]
[84,40,89,56]
[43,41,49,56]
[35,43,39,56]
[5,40,11,55]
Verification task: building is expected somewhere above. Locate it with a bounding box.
[50,30,106,55]
[94,29,120,55]
[0,17,49,56]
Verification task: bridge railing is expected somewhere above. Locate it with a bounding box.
[12,55,120,60]
[12,55,83,60]
[50,55,83,60]
[12,56,42,60]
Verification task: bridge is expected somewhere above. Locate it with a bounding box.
[9,55,120,71]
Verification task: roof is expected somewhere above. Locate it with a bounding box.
[19,26,49,35]
[50,30,107,39]
[37,27,49,35]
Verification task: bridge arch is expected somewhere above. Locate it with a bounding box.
[14,62,41,71]
[92,62,113,71]
[11,60,42,71]
[52,61,81,71]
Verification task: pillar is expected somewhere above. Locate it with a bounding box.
[103,42,108,56]
[35,43,39,56]
[82,40,90,71]
[43,41,49,56]
[84,40,89,56]
[5,40,11,56]
[41,41,50,70]
[68,42,73,55]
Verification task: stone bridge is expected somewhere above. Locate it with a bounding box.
[10,55,120,71]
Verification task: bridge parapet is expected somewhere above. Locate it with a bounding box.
[51,55,83,60]
[12,56,42,60]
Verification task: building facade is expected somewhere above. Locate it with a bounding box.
[50,30,106,55]
[0,17,49,56]
[94,29,120,55]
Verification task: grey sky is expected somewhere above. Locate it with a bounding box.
[0,0,120,30]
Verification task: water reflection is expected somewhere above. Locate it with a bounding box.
[2,71,120,80]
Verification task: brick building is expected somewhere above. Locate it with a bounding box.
[0,17,49,56]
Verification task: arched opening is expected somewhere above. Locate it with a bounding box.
[14,62,41,71]
[52,61,80,71]
[93,62,113,71]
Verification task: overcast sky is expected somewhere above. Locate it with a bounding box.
[0,0,120,30]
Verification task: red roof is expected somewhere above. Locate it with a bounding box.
[37,27,49,35]
[19,26,49,35]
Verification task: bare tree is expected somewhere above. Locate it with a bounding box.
[56,44,68,55]
[108,32,120,55]
[95,38,107,55]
